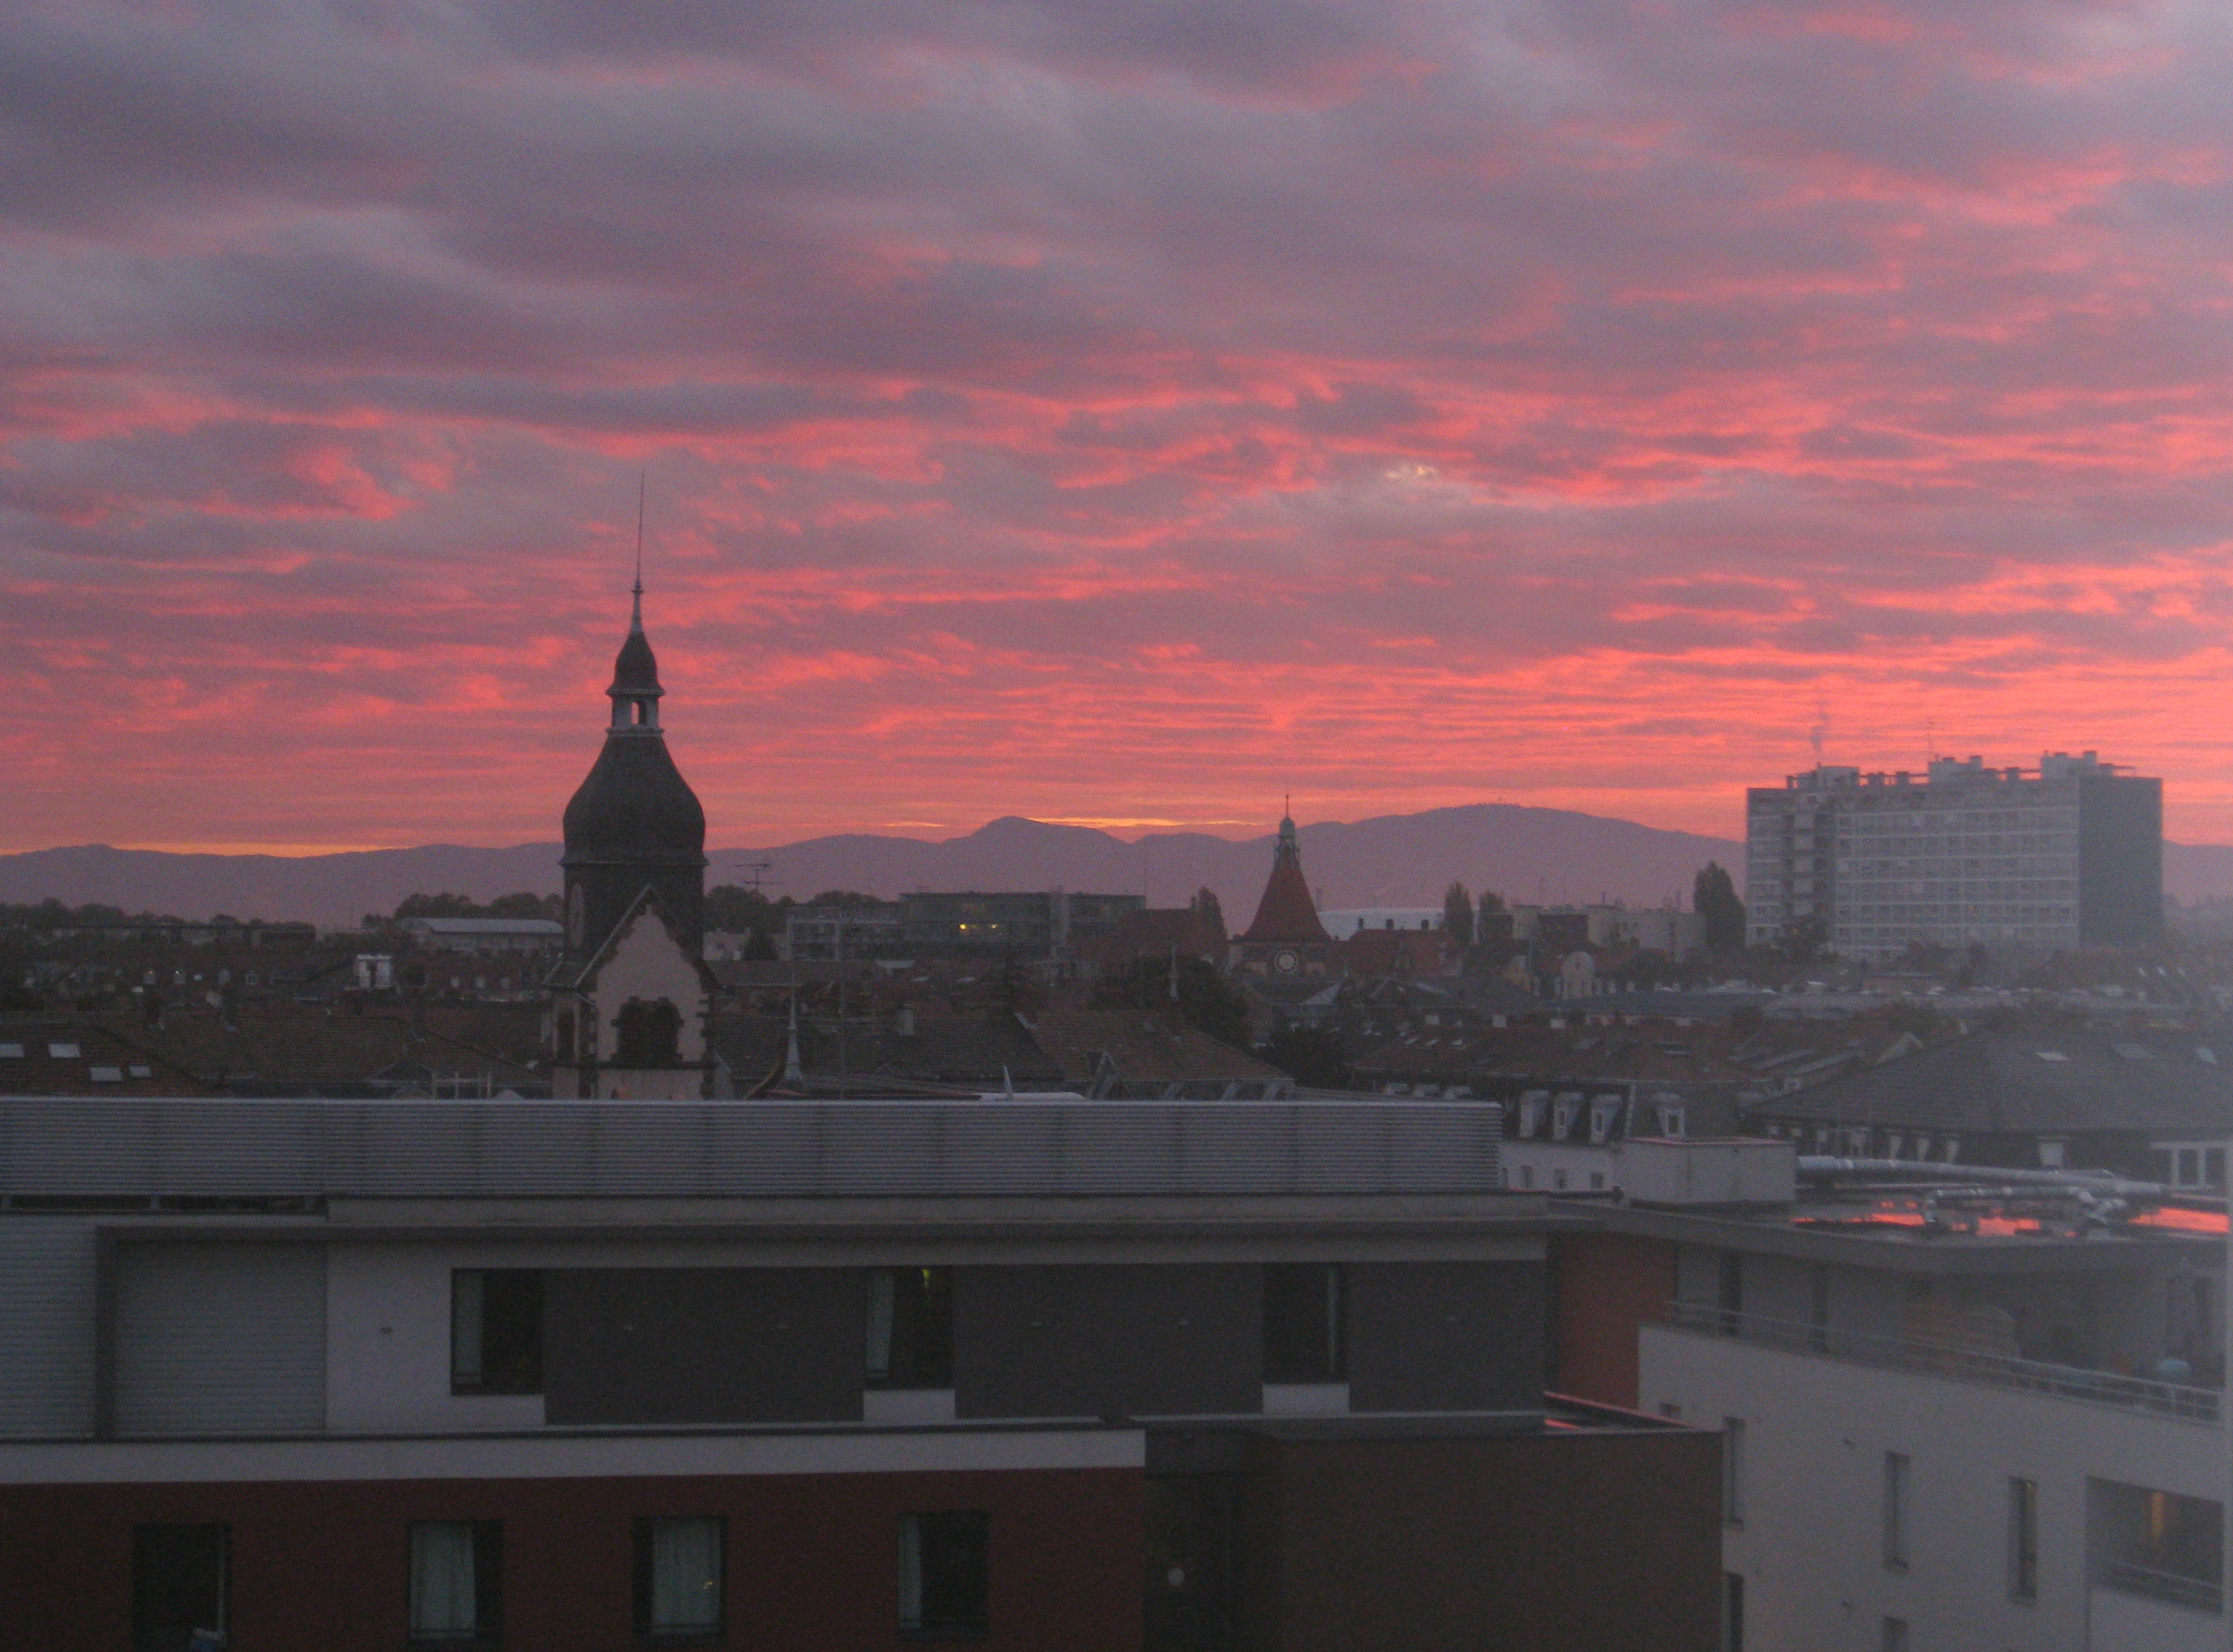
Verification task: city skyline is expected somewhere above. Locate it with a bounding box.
[10,0,2233,853]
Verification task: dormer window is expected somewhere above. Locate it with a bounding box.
[1552,1092,1583,1141]
[1517,1091,1547,1138]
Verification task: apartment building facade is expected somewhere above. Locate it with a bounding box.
[1554,1166,2228,1652]
[1745,752,2163,961]
[0,1092,1719,1652]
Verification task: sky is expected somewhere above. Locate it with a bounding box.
[6,0,2233,855]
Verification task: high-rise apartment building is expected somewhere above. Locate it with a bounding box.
[1745,752,2162,960]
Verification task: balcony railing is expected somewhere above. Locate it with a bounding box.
[2100,1560,2224,1615]
[1659,1301,2222,1424]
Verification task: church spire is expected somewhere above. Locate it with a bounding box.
[608,482,663,730]
[630,472,646,635]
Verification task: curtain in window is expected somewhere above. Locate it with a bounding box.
[866,1270,896,1382]
[897,1516,925,1630]
[410,1523,479,1637]
[649,1519,722,1633]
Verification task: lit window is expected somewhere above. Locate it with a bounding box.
[89,1066,123,1084]
[48,1043,80,1059]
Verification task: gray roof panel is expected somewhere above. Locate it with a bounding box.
[0,1095,1502,1201]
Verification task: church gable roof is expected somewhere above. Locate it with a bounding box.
[551,883,718,995]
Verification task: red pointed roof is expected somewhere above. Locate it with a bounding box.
[1238,816,1331,944]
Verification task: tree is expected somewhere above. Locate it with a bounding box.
[1191,885,1227,939]
[1693,862,1747,953]
[389,891,558,923]
[807,890,882,908]
[704,885,783,936]
[393,892,483,920]
[1091,955,1252,1049]
[1443,881,1475,950]
[1477,888,1506,916]
[488,891,561,920]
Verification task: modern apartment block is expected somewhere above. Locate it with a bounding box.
[1552,1160,2229,1652]
[0,1092,1719,1652]
[1745,752,2163,960]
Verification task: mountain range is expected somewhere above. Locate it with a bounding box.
[6,805,2232,930]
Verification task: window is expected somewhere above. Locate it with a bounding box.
[451,1270,543,1396]
[1717,1252,1744,1336]
[48,1041,80,1058]
[2090,1480,2224,1613]
[614,998,682,1066]
[0,1043,22,1059]
[133,1524,228,1652]
[1722,1419,1745,1526]
[1263,1264,1345,1384]
[2008,1477,2039,1601]
[90,1065,124,1082]
[867,1268,954,1389]
[635,1517,724,1642]
[410,1521,501,1647]
[1882,1453,1910,1570]
[899,1512,989,1636]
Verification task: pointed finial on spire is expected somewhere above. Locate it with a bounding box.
[630,473,646,632]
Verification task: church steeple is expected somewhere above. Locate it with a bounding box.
[561,575,707,961]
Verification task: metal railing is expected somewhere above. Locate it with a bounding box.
[2100,1560,2224,1615]
[1659,1301,2222,1424]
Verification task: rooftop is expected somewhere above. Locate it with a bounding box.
[0,1094,1510,1203]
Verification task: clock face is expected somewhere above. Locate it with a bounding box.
[1274,949,1299,974]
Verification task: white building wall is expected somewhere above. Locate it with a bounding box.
[326,1242,547,1434]
[1640,1324,2231,1652]
[1317,908,1442,940]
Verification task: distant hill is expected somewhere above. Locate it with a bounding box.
[7,809,2230,930]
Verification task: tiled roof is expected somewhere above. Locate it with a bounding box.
[1759,1030,2233,1135]
[1076,908,1227,965]
[120,1004,542,1096]
[707,1013,1062,1089]
[1029,1008,1286,1086]
[0,1015,215,1096]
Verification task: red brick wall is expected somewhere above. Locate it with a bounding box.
[1550,1231,1679,1408]
[0,1467,1143,1652]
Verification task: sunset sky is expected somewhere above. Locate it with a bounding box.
[8,0,2233,855]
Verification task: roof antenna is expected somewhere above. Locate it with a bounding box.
[630,472,646,633]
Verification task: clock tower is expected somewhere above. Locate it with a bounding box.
[1229,809,1336,978]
